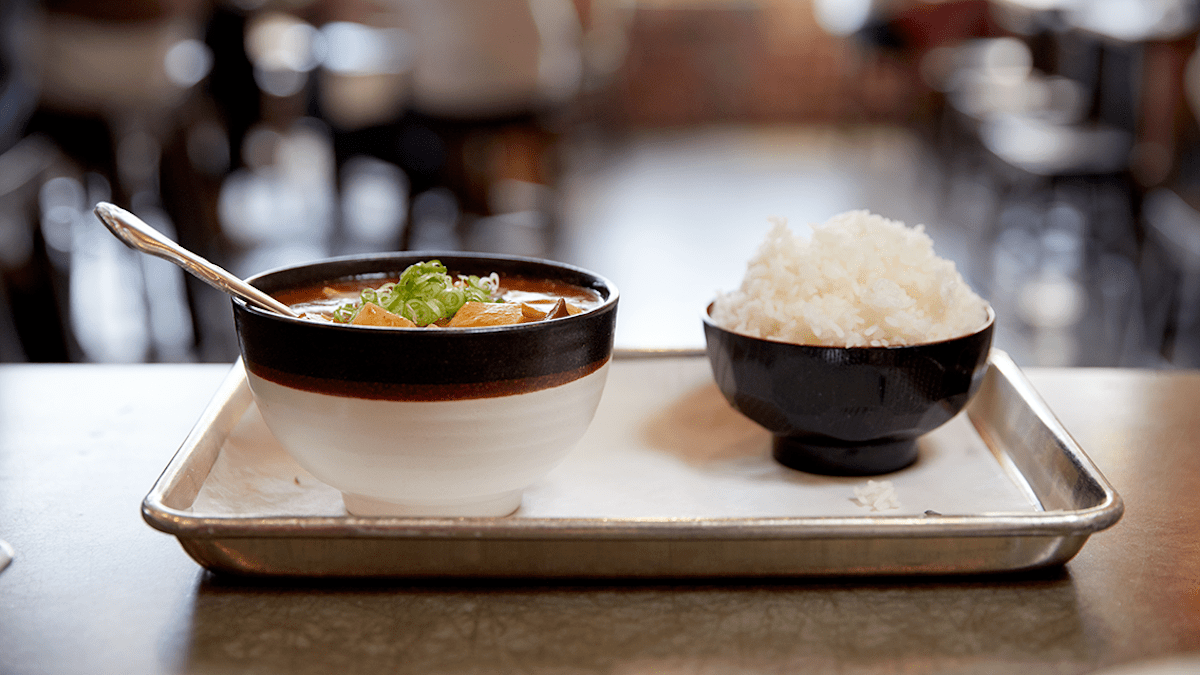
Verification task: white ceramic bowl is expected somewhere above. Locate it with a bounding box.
[234,252,619,517]
[247,364,609,516]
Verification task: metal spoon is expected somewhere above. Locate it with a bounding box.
[93,202,300,318]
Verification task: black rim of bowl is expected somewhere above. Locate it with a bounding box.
[243,250,619,333]
[232,252,619,400]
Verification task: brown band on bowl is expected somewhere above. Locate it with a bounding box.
[245,356,610,401]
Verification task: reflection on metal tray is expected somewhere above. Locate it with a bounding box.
[142,349,1123,578]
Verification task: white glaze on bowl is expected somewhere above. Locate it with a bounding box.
[246,363,610,517]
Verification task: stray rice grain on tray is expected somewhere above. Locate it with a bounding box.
[710,210,989,347]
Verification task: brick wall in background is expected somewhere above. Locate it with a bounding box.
[598,0,927,128]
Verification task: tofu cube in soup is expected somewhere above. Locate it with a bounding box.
[447,302,528,327]
[351,303,416,328]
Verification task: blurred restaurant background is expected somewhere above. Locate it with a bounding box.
[1,0,1200,367]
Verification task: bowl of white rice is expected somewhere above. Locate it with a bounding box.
[703,211,994,475]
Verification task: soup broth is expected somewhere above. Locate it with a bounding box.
[277,274,604,327]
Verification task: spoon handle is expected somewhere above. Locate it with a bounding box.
[93,202,300,318]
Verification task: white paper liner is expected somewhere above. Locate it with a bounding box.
[190,358,1040,519]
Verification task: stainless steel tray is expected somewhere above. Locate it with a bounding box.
[142,349,1123,578]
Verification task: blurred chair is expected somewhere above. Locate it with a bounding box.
[1058,0,1199,188]
[814,0,994,122]
[0,137,63,362]
[934,32,1152,365]
[978,107,1143,365]
[15,0,212,362]
[1141,186,1200,365]
[0,0,43,362]
[1141,186,1200,366]
[314,0,584,258]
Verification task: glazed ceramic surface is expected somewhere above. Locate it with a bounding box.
[702,305,994,475]
[247,366,610,516]
[234,252,618,516]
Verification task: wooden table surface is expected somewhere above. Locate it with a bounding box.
[0,363,1198,675]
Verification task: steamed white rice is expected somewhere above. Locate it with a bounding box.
[710,211,989,347]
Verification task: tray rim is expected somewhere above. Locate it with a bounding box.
[142,349,1124,543]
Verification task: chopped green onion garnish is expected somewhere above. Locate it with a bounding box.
[332,260,499,326]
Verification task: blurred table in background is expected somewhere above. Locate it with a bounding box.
[0,363,1198,674]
